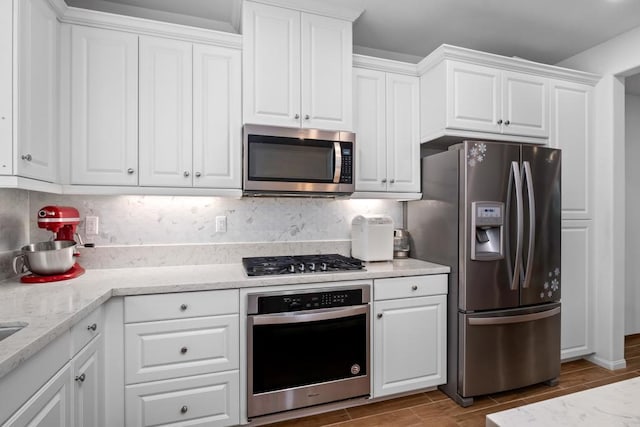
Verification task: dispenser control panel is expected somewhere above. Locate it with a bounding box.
[471,201,504,261]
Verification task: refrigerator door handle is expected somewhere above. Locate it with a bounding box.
[467,306,560,326]
[510,161,524,291]
[522,161,536,289]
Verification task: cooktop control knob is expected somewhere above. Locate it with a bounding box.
[288,264,296,273]
[308,262,316,271]
[320,262,328,271]
[298,263,305,272]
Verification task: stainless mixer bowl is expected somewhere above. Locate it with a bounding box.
[14,240,76,275]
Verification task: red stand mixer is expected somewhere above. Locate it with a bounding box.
[20,206,86,283]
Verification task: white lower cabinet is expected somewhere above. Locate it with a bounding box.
[125,371,239,427]
[72,337,103,427]
[123,290,240,427]
[372,276,447,398]
[2,364,72,427]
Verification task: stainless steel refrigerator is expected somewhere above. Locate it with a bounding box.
[406,140,561,407]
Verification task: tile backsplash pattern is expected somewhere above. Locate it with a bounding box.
[0,193,402,271]
[29,194,402,246]
[0,189,29,280]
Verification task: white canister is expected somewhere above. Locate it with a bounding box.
[351,214,394,261]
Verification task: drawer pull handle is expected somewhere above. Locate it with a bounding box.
[180,304,188,311]
[87,323,97,332]
[377,313,383,319]
[181,405,188,414]
[411,285,418,291]
[75,373,86,383]
[181,346,188,354]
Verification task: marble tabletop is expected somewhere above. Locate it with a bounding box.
[0,258,449,380]
[486,376,640,426]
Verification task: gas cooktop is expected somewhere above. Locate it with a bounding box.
[242,254,365,276]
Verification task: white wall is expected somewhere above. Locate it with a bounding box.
[558,25,640,368]
[625,93,640,335]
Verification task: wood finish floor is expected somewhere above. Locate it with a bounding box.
[265,334,640,427]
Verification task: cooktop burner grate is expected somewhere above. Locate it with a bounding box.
[242,254,365,276]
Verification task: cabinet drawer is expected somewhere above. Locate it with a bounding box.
[71,306,103,355]
[125,315,239,384]
[125,371,239,427]
[374,275,447,301]
[124,289,238,323]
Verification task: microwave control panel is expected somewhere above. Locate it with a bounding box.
[339,144,353,184]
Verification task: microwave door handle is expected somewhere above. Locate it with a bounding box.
[333,142,342,183]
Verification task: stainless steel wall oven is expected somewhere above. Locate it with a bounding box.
[246,285,371,419]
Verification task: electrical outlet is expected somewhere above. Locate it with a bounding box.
[85,216,99,235]
[215,215,227,233]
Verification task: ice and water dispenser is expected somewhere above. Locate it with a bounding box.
[471,202,504,261]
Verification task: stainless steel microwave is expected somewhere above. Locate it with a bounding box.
[243,125,355,196]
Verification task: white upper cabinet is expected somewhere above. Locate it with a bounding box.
[439,61,548,139]
[139,36,193,187]
[193,44,242,189]
[353,64,419,194]
[15,0,59,182]
[70,25,139,185]
[549,80,593,220]
[0,0,12,175]
[243,1,353,131]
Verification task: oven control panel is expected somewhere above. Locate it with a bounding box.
[256,288,364,314]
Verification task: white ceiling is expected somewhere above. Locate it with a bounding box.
[66,0,640,93]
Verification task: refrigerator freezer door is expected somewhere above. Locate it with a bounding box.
[520,146,562,306]
[459,303,561,397]
[461,141,521,311]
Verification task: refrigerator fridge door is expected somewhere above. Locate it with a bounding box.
[520,146,562,306]
[459,303,561,397]
[461,141,521,311]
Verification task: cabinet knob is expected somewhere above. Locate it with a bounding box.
[497,119,503,125]
[180,346,188,354]
[184,171,190,177]
[304,114,310,120]
[180,405,188,414]
[377,313,383,319]
[21,154,32,161]
[75,373,86,383]
[127,168,135,174]
[504,120,510,125]
[390,179,395,184]
[294,113,300,119]
[87,323,97,332]
[411,285,418,291]
[195,172,201,178]
[381,178,387,183]
[180,303,188,311]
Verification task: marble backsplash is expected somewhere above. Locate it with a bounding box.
[1,192,402,274]
[0,189,29,281]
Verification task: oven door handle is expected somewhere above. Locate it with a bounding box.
[250,305,368,325]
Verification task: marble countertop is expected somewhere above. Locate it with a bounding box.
[0,258,448,380]
[486,377,640,426]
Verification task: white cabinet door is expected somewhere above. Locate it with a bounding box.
[242,2,301,128]
[502,71,548,138]
[446,61,501,134]
[3,364,72,427]
[0,0,11,175]
[549,80,592,220]
[560,220,594,360]
[16,0,58,182]
[193,44,242,189]
[386,73,419,193]
[125,371,239,427]
[139,36,193,187]
[71,25,138,185]
[353,68,386,192]
[72,337,103,427]
[301,13,352,131]
[373,295,446,397]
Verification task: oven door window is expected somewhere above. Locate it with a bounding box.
[251,312,367,394]
[247,135,335,183]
